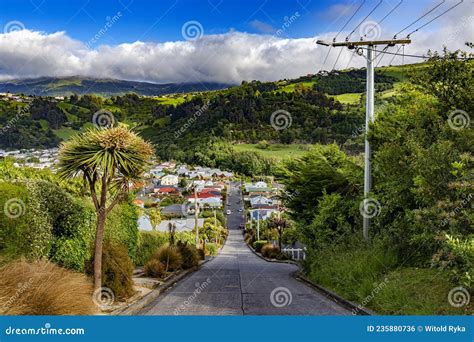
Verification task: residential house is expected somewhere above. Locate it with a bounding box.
[250,195,272,208]
[249,208,278,220]
[153,186,179,196]
[160,174,179,186]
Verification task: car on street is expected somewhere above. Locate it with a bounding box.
[226,210,231,215]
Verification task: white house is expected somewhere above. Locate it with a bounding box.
[160,174,179,186]
[250,196,272,207]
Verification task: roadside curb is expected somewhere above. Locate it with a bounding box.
[114,258,210,315]
[294,272,375,316]
[245,239,299,266]
[244,236,374,316]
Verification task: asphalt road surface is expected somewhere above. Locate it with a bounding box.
[139,182,349,315]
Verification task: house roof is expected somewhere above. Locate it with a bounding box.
[161,204,185,216]
[155,187,178,193]
[187,192,221,199]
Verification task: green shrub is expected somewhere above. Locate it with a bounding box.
[253,240,268,252]
[176,231,195,245]
[261,244,280,259]
[49,199,95,272]
[153,244,183,272]
[105,200,140,264]
[87,240,135,300]
[144,259,165,278]
[206,243,218,256]
[50,237,92,272]
[177,241,199,269]
[0,181,58,260]
[136,231,168,266]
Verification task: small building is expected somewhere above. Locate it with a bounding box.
[160,174,179,186]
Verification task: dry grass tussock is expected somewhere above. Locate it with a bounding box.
[0,259,97,315]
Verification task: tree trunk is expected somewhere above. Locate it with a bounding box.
[93,208,107,291]
[278,227,282,251]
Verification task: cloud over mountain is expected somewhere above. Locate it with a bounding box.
[0,12,471,84]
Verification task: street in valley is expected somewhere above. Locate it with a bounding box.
[139,182,349,315]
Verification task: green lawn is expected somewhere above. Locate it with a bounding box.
[277,81,316,93]
[57,102,91,114]
[233,143,311,160]
[53,127,79,140]
[331,93,362,104]
[154,96,186,106]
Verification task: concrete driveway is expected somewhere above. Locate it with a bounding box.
[139,182,349,315]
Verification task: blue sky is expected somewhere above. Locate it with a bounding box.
[0,0,440,43]
[0,0,470,83]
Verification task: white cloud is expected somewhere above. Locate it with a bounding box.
[0,12,472,84]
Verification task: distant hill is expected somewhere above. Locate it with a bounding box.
[0,76,232,96]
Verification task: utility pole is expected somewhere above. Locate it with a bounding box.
[194,187,199,247]
[214,209,218,244]
[316,38,411,240]
[257,210,260,241]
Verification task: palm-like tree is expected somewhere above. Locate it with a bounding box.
[58,127,154,290]
[267,216,289,251]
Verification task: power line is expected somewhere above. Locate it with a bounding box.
[334,0,366,41]
[346,0,383,41]
[406,0,463,38]
[321,0,364,71]
[375,45,390,67]
[388,45,403,65]
[320,46,333,71]
[362,0,403,40]
[359,46,472,60]
[332,47,344,70]
[393,0,445,39]
[345,50,357,69]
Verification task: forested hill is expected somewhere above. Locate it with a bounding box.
[0,64,407,172]
[0,76,231,96]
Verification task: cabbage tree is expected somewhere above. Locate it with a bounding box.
[58,127,154,290]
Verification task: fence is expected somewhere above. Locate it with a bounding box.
[282,247,306,260]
